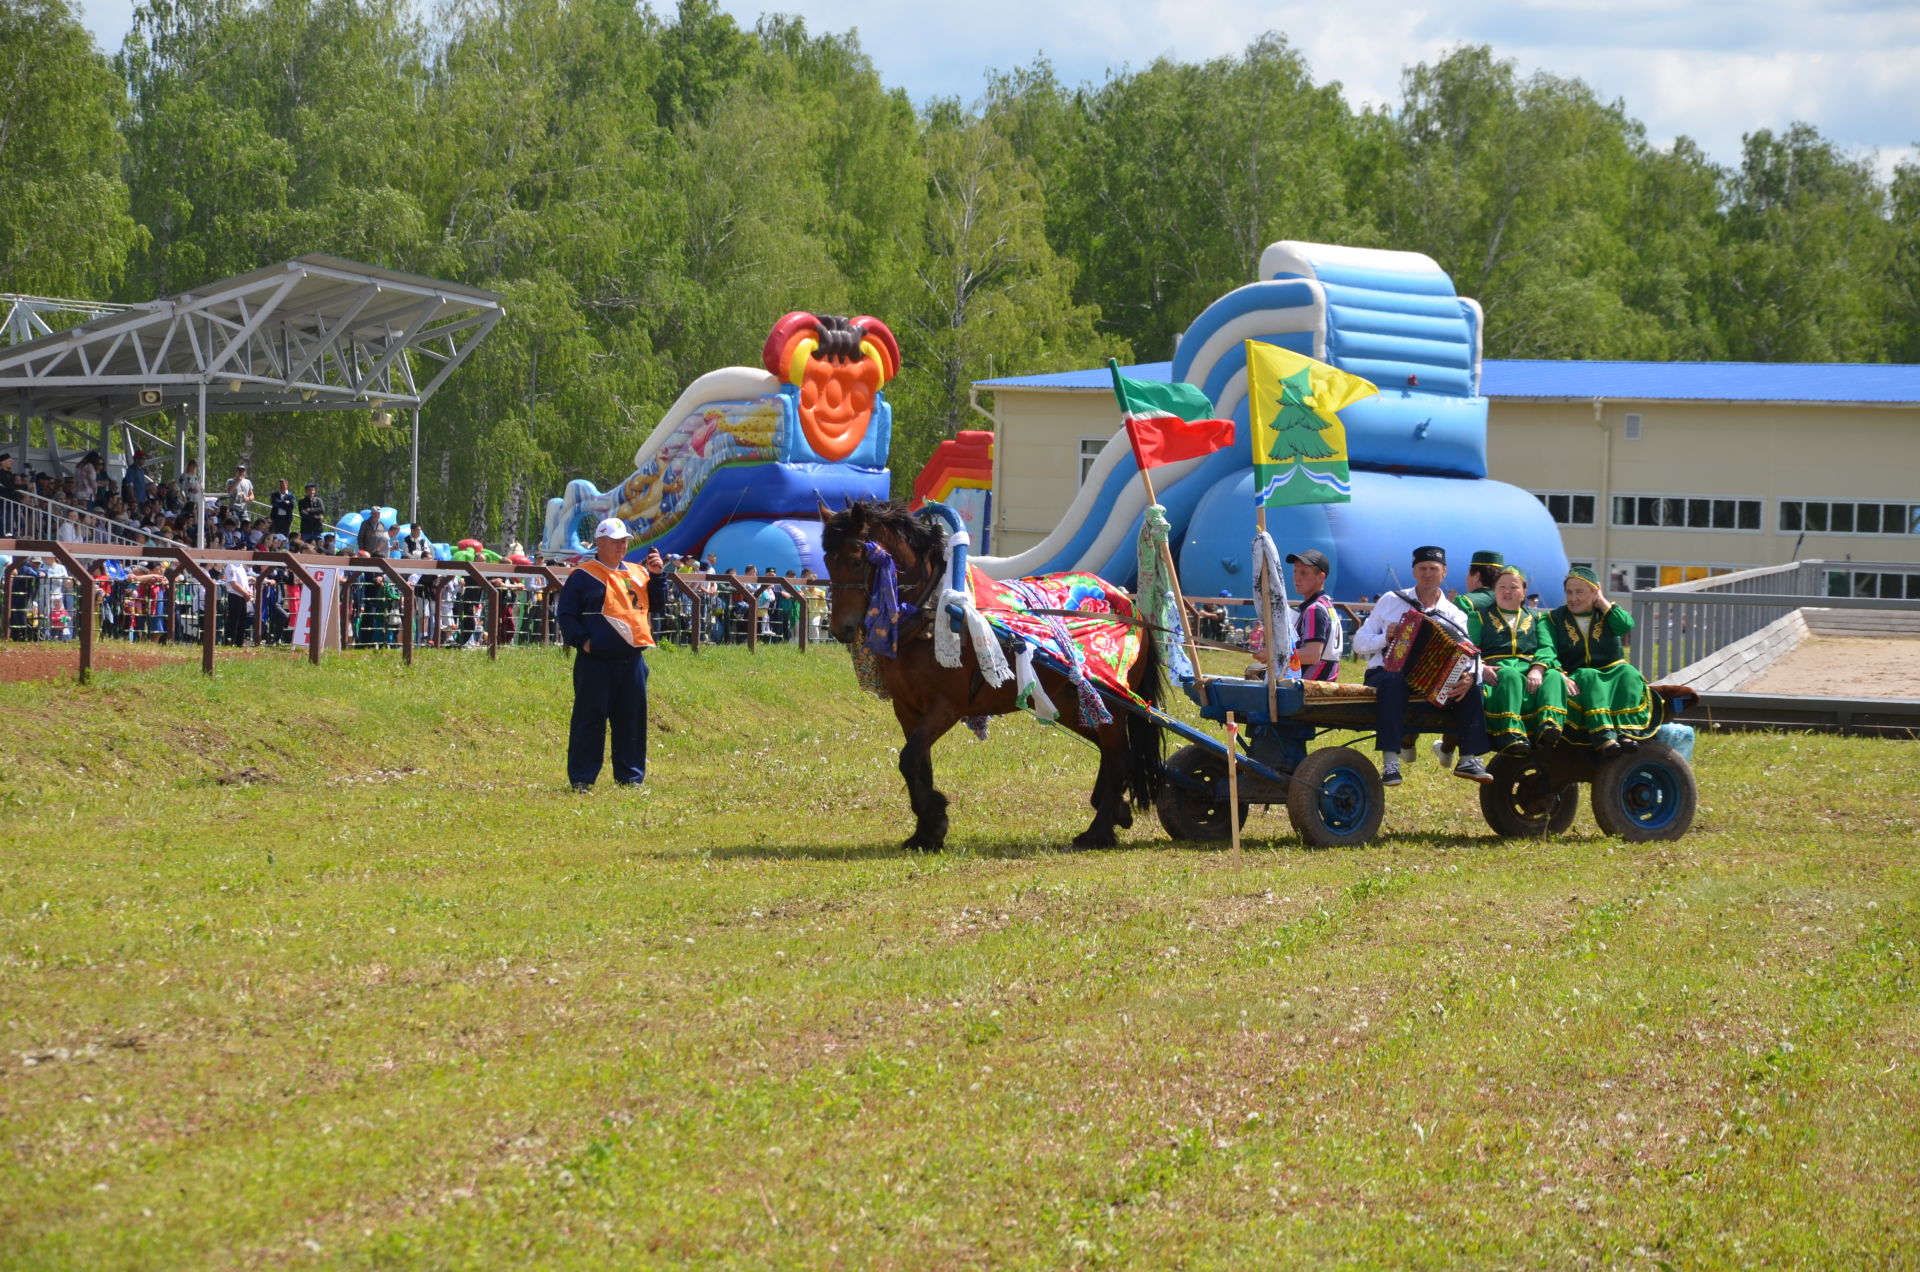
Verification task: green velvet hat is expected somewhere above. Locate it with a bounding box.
[1566,565,1599,586]
[1469,549,1504,569]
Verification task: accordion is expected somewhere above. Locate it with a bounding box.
[1383,608,1480,706]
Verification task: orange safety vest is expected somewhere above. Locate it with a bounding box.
[579,558,655,649]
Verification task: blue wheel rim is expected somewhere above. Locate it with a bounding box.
[1618,760,1682,830]
[1315,766,1374,835]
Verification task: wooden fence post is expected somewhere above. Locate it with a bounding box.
[45,542,95,684]
[162,547,219,677]
[369,556,416,666]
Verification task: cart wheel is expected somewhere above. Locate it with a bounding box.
[1154,743,1249,842]
[1590,741,1697,841]
[1480,754,1579,838]
[1286,746,1385,849]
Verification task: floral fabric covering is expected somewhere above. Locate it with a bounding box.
[968,566,1147,704]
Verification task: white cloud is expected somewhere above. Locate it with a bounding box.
[740,0,1919,169]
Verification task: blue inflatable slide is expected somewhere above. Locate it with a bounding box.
[972,241,1569,604]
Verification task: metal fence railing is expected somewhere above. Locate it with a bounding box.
[1628,559,1920,681]
[0,537,833,682]
[0,490,159,548]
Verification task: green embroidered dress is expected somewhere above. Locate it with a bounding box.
[1467,605,1567,752]
[1547,603,1655,745]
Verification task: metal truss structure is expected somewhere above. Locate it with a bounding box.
[0,254,502,422]
[1,294,131,348]
[0,256,503,543]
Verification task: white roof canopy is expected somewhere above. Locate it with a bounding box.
[0,254,503,422]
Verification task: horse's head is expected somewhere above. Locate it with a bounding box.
[817,497,941,647]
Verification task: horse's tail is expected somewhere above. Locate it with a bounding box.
[1124,629,1166,810]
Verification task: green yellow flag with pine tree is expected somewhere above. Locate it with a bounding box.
[1246,340,1377,507]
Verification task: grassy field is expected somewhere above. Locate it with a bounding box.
[1,643,1916,1269]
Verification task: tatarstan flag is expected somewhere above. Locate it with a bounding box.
[1107,359,1236,471]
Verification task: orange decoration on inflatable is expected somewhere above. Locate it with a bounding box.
[762,312,898,462]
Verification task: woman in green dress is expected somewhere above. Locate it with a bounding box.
[1467,568,1568,755]
[1549,566,1654,754]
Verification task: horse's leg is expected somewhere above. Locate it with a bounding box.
[894,697,962,852]
[1088,754,1135,831]
[1086,744,1134,831]
[1071,718,1134,849]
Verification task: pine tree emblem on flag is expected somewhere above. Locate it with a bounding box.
[1247,341,1375,507]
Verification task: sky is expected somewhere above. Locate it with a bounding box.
[74,0,1920,180]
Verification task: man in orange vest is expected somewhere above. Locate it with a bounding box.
[557,517,665,791]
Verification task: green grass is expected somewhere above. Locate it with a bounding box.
[1,644,1917,1269]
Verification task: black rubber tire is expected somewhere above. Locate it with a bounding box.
[1155,743,1249,842]
[1480,754,1580,839]
[1285,746,1386,849]
[1548,789,1580,834]
[1590,741,1698,842]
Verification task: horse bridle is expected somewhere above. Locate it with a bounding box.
[826,538,945,651]
[827,541,932,600]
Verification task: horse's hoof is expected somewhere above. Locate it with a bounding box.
[1071,829,1118,850]
[901,834,945,853]
[1115,806,1135,830]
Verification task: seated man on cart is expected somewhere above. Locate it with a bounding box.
[1285,548,1343,681]
[1247,548,1344,682]
[1351,545,1494,789]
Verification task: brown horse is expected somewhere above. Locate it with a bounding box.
[819,499,1164,851]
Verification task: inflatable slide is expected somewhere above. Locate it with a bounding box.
[538,313,896,573]
[972,242,1569,603]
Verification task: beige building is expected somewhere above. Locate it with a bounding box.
[975,360,1920,596]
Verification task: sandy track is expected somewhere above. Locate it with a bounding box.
[1739,635,1920,698]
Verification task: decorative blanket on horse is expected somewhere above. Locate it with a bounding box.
[967,566,1148,707]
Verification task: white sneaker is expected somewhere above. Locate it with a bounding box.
[1400,746,1419,766]
[1431,739,1456,769]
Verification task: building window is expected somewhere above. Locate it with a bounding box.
[1078,438,1105,486]
[1533,490,1596,526]
[1835,576,1920,599]
[1612,492,1763,532]
[1616,561,1741,591]
[1780,498,1917,537]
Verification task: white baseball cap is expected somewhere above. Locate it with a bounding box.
[592,517,633,541]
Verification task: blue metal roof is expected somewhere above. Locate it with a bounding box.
[1483,360,1920,403]
[975,358,1920,404]
[974,361,1171,390]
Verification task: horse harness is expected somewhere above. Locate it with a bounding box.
[832,539,944,644]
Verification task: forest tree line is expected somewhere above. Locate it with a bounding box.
[5,0,1918,540]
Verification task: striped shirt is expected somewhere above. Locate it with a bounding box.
[1294,591,1342,681]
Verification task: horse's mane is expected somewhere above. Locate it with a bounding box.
[820,499,945,564]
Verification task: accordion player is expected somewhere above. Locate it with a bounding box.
[1383,608,1480,707]
[1351,545,1495,787]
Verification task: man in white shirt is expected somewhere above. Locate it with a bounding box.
[220,559,255,646]
[1351,545,1493,788]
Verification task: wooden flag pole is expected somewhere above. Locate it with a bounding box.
[1225,711,1242,865]
[1137,461,1207,684]
[1256,504,1278,720]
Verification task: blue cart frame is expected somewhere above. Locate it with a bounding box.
[928,504,1699,847]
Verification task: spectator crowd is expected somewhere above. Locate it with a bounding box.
[0,450,350,552]
[4,449,841,651]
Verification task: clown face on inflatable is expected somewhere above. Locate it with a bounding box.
[540,312,899,574]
